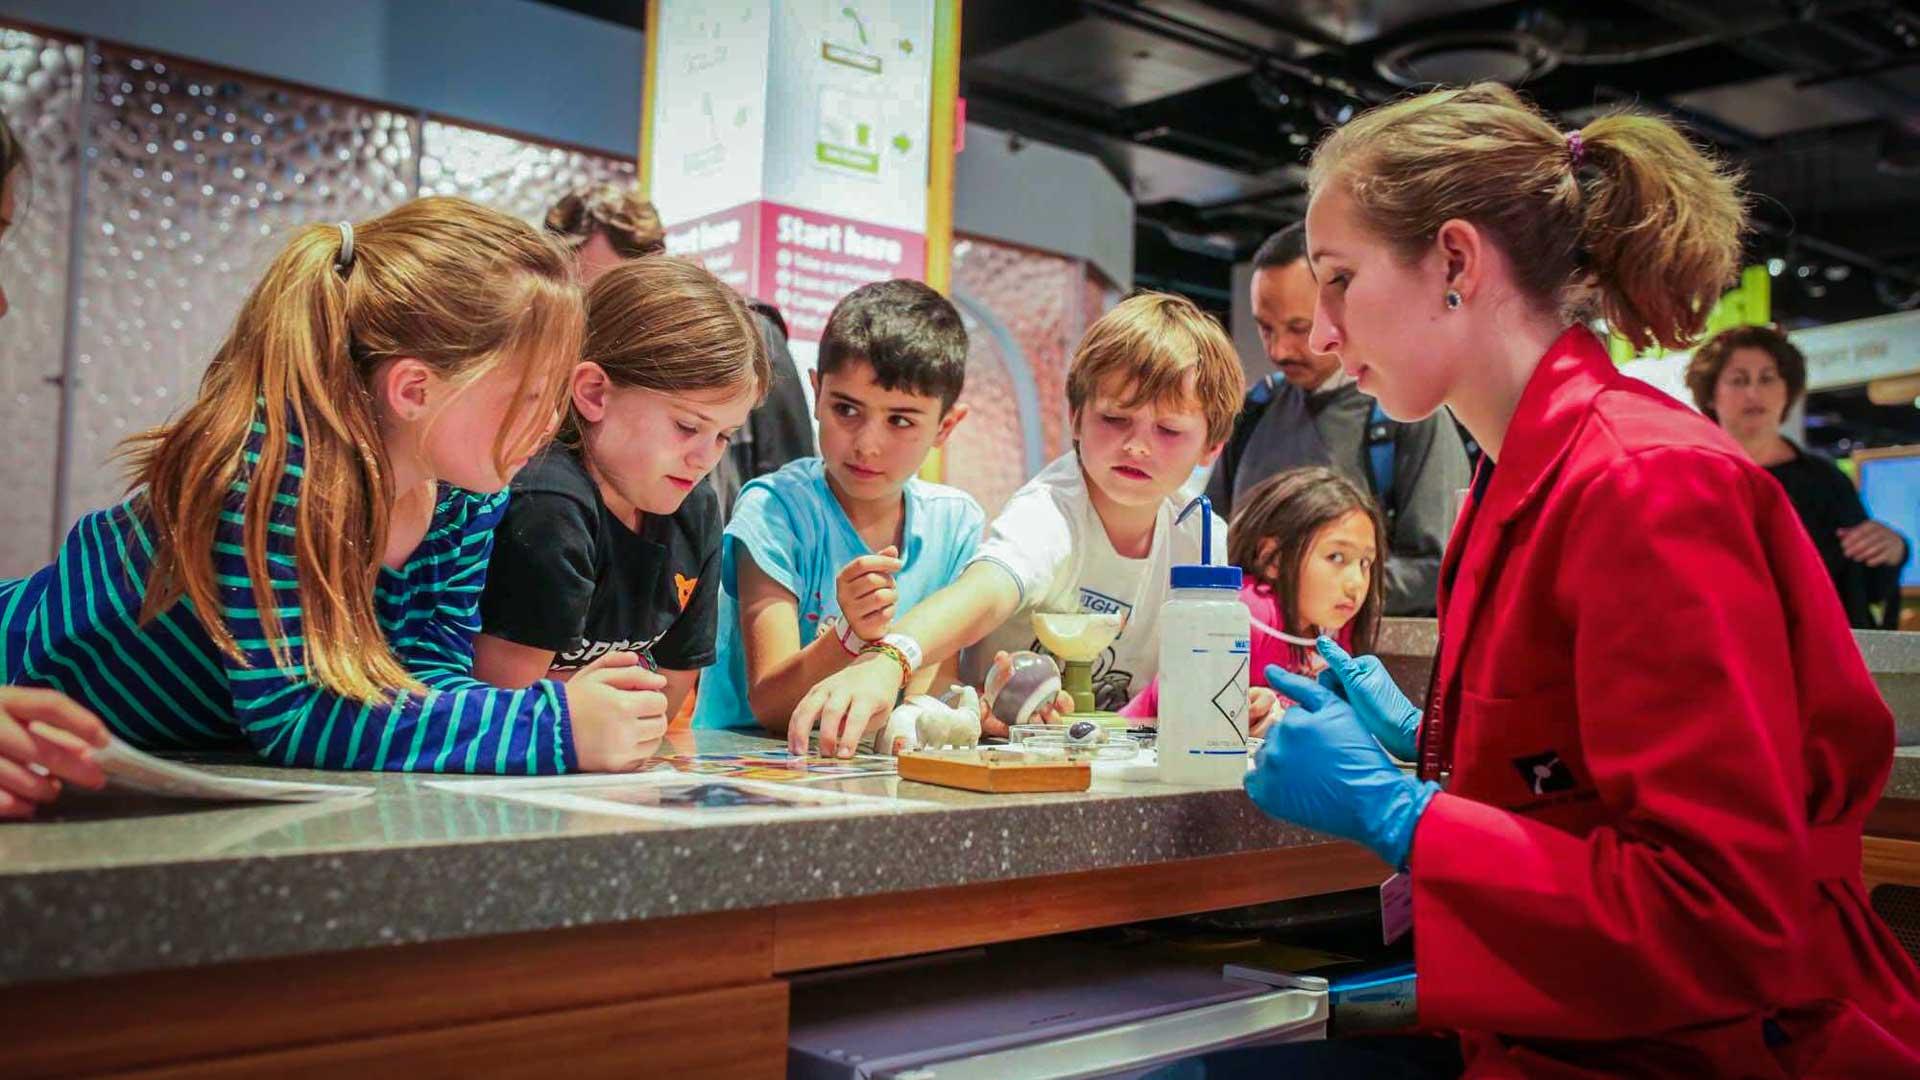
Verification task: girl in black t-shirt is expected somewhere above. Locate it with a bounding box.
[475,257,773,716]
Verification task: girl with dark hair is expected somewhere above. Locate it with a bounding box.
[1118,466,1385,735]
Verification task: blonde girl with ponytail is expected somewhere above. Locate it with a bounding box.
[1,196,669,775]
[1233,84,1920,1076]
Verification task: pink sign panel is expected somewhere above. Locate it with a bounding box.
[757,201,927,343]
[663,200,927,345]
[662,202,762,297]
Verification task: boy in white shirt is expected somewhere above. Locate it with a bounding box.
[791,291,1246,756]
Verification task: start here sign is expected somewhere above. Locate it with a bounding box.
[667,200,928,345]
[775,213,907,266]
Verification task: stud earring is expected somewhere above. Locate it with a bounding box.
[1445,290,1462,310]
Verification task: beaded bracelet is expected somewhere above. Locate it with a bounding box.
[858,640,914,692]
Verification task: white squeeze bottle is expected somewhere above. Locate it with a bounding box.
[1157,495,1253,785]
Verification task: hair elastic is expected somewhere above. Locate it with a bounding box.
[335,221,355,272]
[1565,130,1585,168]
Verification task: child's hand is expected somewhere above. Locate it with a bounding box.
[566,650,669,771]
[834,546,903,644]
[790,652,901,758]
[984,651,1074,736]
[0,688,110,818]
[1246,686,1279,739]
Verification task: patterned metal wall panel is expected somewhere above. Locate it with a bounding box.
[419,120,636,227]
[946,233,1104,517]
[64,49,416,524]
[0,29,83,575]
[946,298,1031,518]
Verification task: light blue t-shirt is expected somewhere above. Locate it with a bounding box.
[692,457,986,729]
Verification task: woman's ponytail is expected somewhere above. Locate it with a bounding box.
[1574,114,1747,352]
[1309,83,1748,352]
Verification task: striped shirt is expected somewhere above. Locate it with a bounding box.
[0,420,575,773]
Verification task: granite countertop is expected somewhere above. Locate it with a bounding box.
[10,730,1916,989]
[1889,746,1920,801]
[2,730,1322,987]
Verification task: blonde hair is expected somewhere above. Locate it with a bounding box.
[545,183,666,259]
[563,256,770,446]
[1308,83,1747,352]
[1065,291,1244,444]
[123,196,583,702]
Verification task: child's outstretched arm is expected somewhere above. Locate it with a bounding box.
[739,549,902,733]
[215,534,574,773]
[789,561,1021,756]
[215,471,660,773]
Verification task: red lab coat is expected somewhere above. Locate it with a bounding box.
[1410,326,1920,1077]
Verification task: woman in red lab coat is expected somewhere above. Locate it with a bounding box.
[1236,83,1920,1078]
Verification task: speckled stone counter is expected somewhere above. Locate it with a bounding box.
[1887,747,1920,802]
[2,729,1327,987]
[1378,620,1920,747]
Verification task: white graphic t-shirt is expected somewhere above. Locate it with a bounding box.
[965,454,1226,710]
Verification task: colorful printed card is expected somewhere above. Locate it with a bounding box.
[661,749,898,784]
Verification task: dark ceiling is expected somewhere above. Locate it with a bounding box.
[545,0,1920,326]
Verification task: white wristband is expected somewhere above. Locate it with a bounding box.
[877,632,923,674]
[820,615,869,656]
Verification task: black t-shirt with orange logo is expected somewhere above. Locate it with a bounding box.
[481,443,720,672]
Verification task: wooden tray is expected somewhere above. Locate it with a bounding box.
[896,750,1091,793]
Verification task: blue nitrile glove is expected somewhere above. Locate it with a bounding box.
[1246,665,1439,870]
[1315,637,1421,762]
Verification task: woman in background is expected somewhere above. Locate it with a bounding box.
[1687,324,1906,628]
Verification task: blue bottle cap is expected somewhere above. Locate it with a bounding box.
[1170,494,1240,590]
[1171,563,1242,590]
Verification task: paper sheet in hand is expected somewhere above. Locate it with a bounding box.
[93,736,374,802]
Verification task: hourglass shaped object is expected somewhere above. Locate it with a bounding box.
[1030,610,1125,722]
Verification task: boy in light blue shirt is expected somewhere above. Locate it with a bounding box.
[694,280,981,733]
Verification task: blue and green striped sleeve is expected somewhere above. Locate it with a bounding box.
[218,430,576,774]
